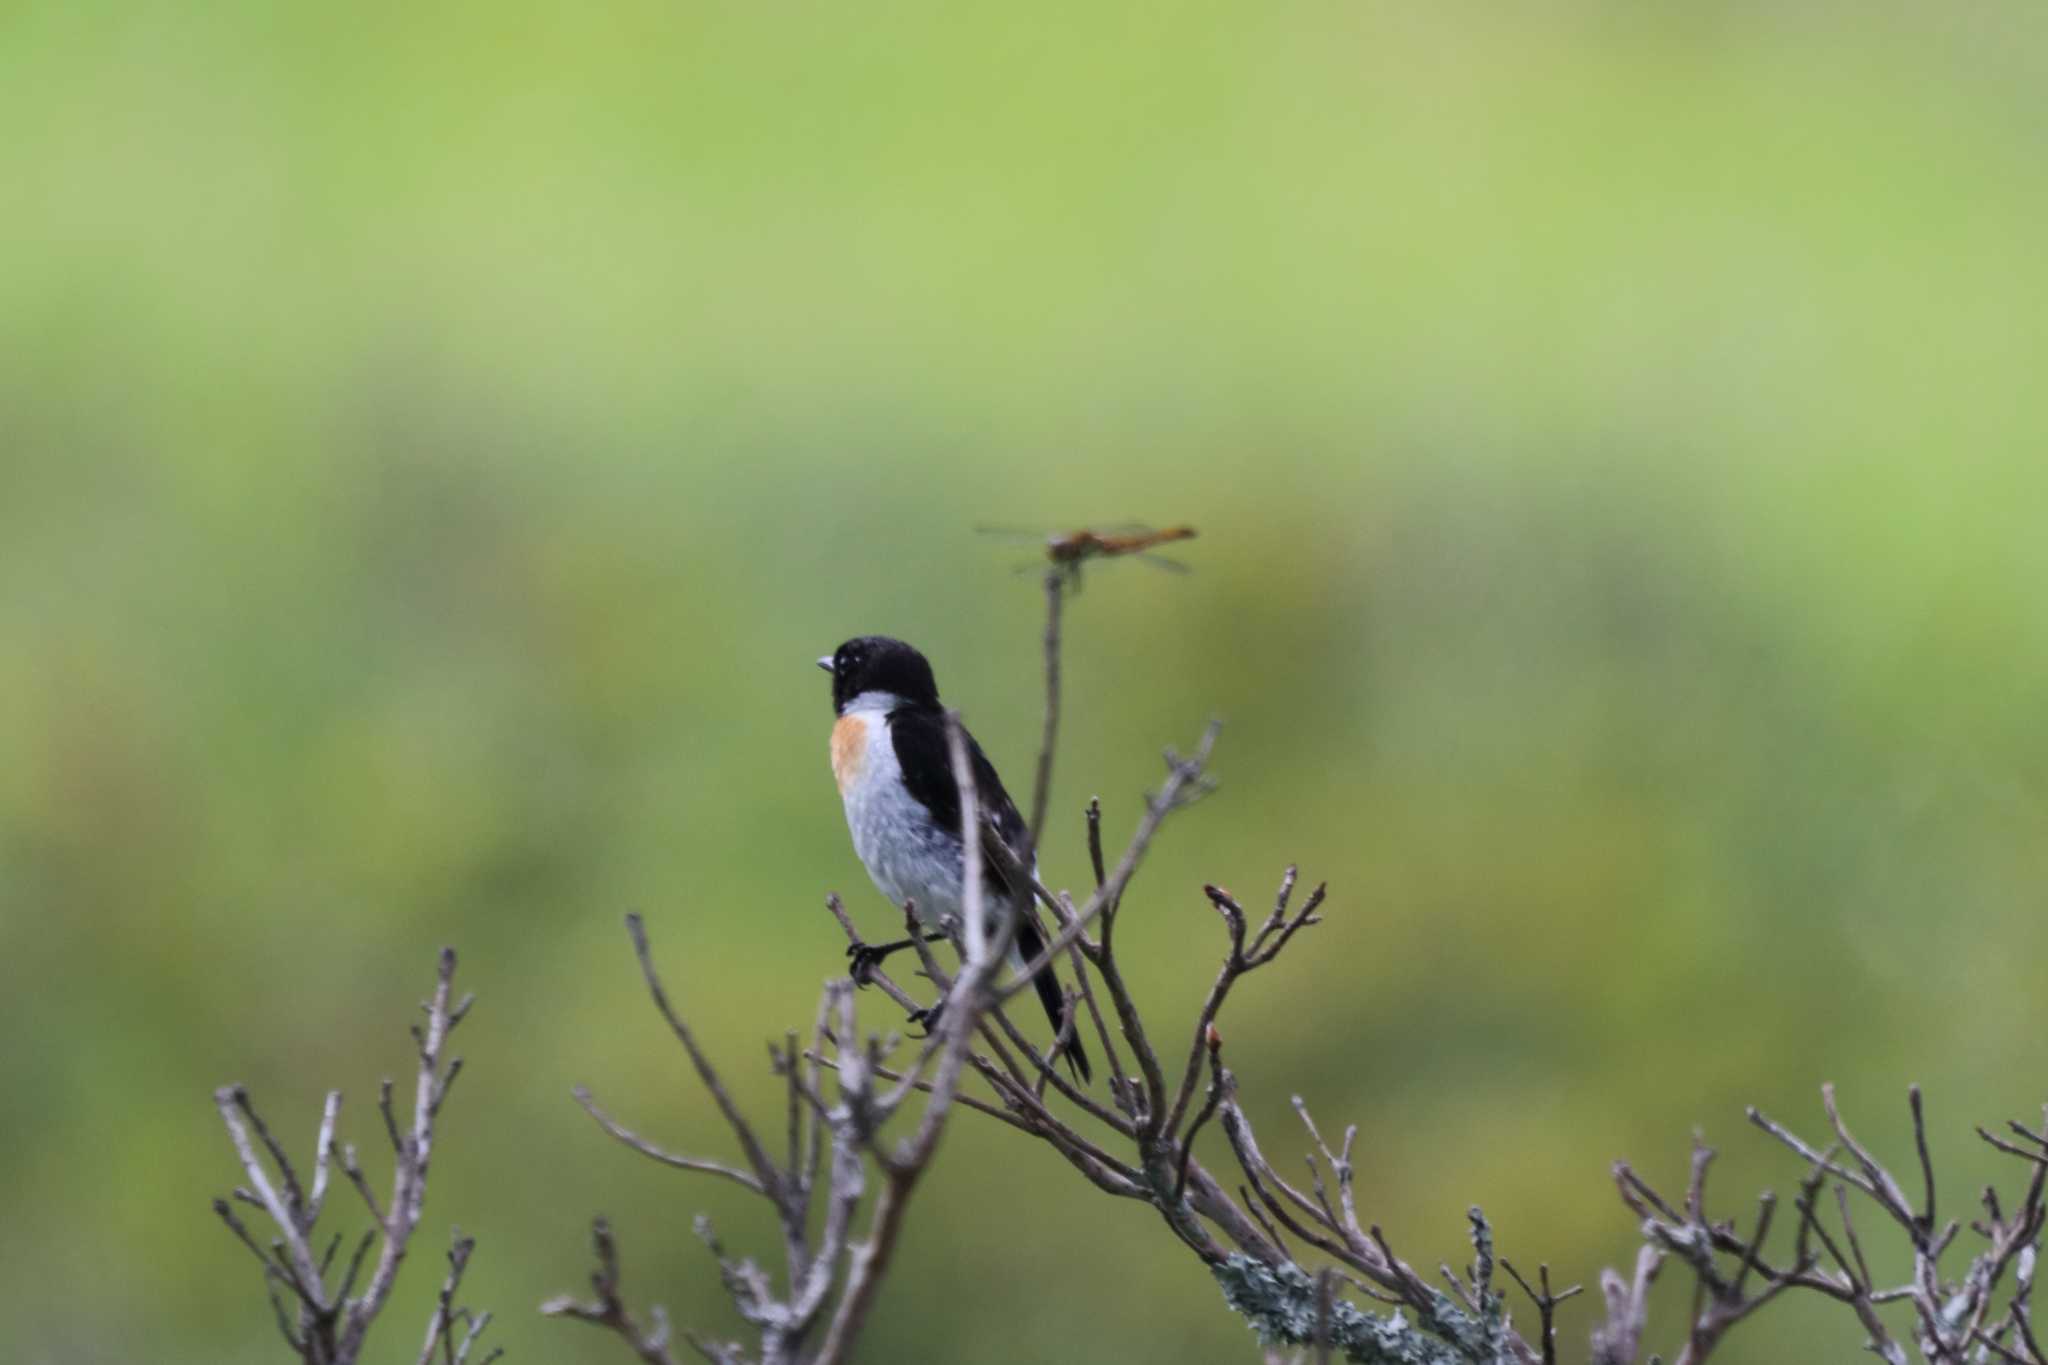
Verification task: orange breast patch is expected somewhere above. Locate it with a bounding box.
[831,714,867,794]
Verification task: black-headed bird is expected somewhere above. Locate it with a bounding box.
[819,635,1089,1081]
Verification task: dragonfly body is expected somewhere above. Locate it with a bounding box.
[1044,525,1197,567]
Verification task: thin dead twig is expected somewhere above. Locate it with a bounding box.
[211,949,488,1365]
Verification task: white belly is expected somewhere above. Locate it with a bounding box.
[833,699,965,925]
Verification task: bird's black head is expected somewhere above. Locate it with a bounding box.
[817,636,941,715]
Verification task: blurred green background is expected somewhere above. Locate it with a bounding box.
[5,2,2046,1361]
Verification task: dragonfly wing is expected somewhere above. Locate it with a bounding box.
[973,523,1048,543]
[1133,551,1191,574]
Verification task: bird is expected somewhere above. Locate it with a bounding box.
[819,634,1090,1082]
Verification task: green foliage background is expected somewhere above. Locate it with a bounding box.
[4,3,2045,1361]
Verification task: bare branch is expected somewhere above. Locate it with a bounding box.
[210,948,483,1365]
[624,913,780,1198]
[214,1086,326,1307]
[337,946,466,1361]
[1592,1245,1663,1365]
[1501,1260,1582,1365]
[1085,795,1106,889]
[541,1216,680,1365]
[415,1231,483,1365]
[996,719,1223,1003]
[1911,1083,1937,1232]
[572,1086,766,1195]
[1174,1024,1226,1206]
[308,1091,341,1225]
[1026,567,1065,852]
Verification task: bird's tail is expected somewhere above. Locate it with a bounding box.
[1012,912,1091,1084]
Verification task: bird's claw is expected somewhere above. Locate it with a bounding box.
[906,1002,946,1038]
[845,942,884,987]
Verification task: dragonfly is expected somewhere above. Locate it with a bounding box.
[976,523,1199,586]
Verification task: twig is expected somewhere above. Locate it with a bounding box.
[572,1086,767,1194]
[210,948,483,1365]
[337,947,468,1362]
[541,1217,679,1365]
[624,914,780,1199]
[1911,1083,1937,1233]
[995,719,1222,1002]
[1174,1025,1226,1206]
[415,1231,482,1365]
[1026,568,1064,852]
[1085,796,1106,889]
[1502,1260,1582,1365]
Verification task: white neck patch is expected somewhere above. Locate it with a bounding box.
[841,689,907,717]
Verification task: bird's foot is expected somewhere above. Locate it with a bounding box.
[845,939,891,987]
[844,931,949,988]
[906,999,947,1038]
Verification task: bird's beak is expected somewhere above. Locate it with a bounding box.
[816,656,834,673]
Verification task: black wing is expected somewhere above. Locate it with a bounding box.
[887,706,1031,889]
[887,706,1091,1083]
